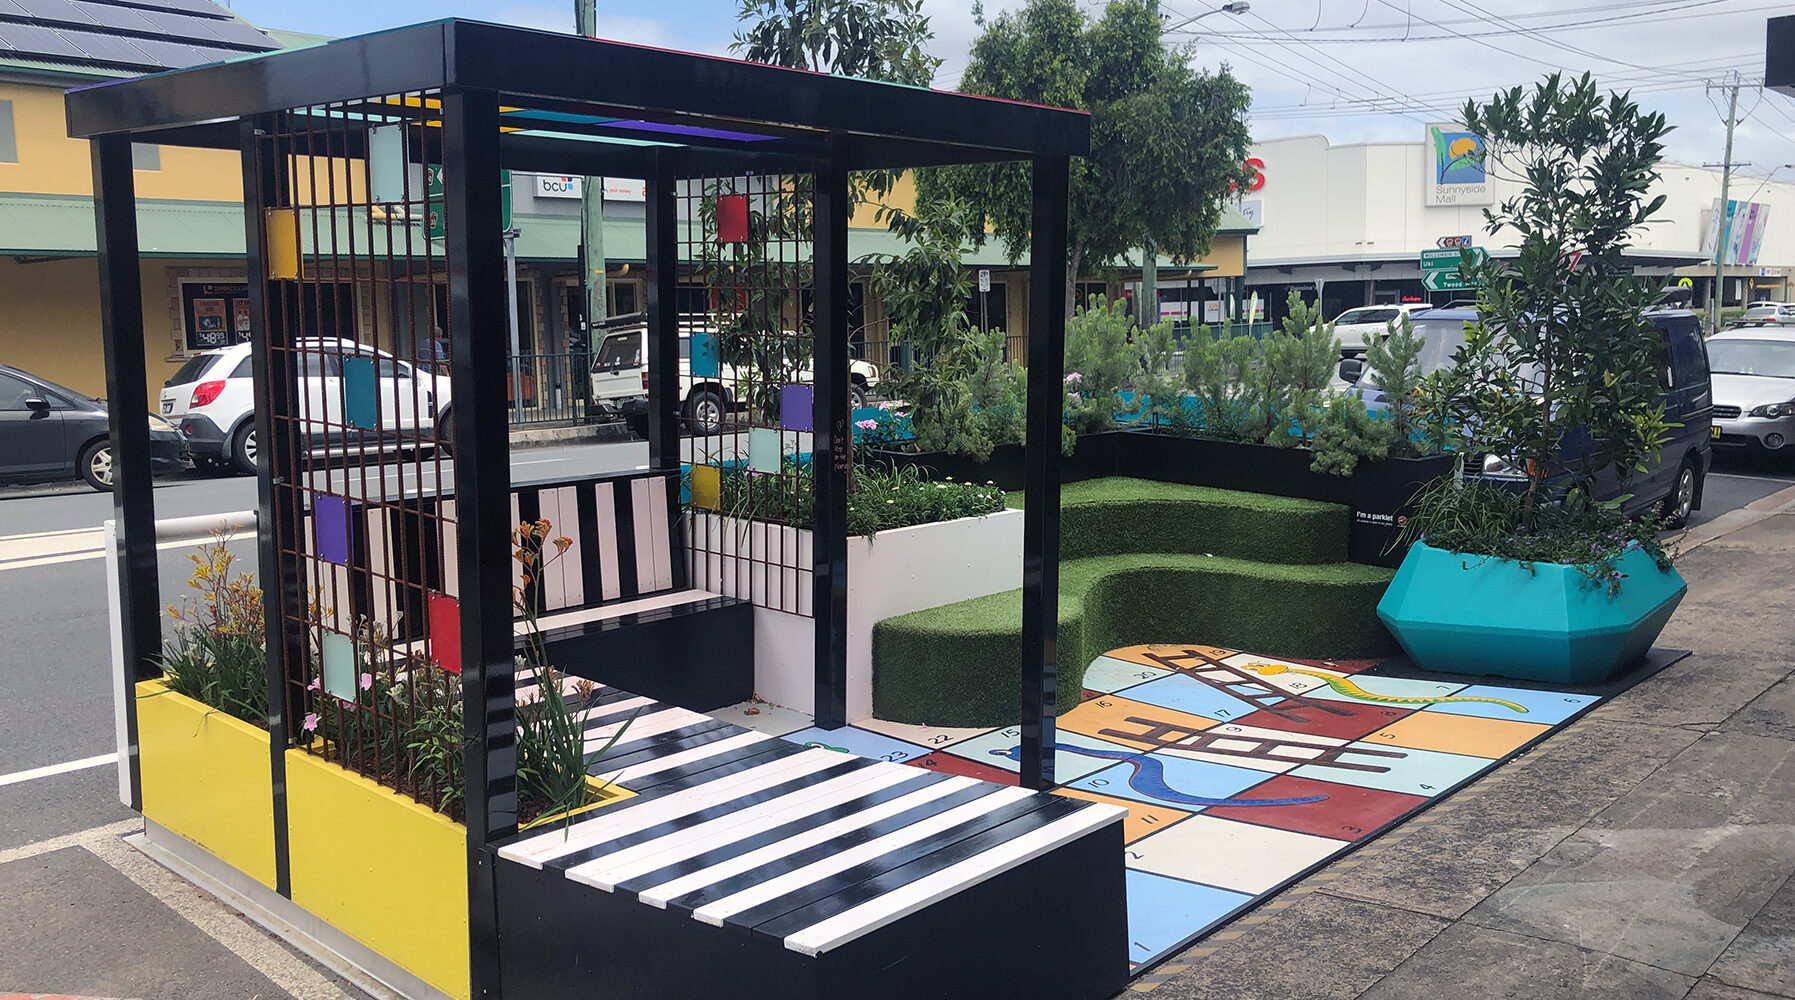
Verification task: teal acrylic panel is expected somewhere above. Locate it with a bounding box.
[748,427,782,474]
[343,355,378,430]
[320,631,358,702]
[690,331,721,378]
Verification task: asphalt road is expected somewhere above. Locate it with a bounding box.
[0,440,1788,996]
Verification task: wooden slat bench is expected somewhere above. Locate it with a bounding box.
[493,676,1130,1000]
[312,468,754,711]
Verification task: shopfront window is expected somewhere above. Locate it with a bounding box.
[181,282,252,353]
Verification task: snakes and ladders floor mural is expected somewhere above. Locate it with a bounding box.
[762,644,1606,973]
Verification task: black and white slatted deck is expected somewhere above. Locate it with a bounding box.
[496,678,1130,1000]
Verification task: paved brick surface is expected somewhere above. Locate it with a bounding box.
[1139,511,1795,1000]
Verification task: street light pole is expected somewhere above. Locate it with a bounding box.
[1162,1,1251,34]
[577,0,607,364]
[1710,73,1743,334]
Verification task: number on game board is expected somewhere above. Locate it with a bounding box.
[1127,851,1145,860]
[1340,824,1363,834]
[930,735,951,744]
[881,752,905,761]
[1419,783,1434,790]
[1090,778,1110,787]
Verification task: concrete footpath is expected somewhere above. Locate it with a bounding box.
[1135,509,1795,1000]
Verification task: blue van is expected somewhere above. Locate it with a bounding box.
[1341,307,1713,526]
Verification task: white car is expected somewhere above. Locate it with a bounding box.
[1708,327,1795,455]
[161,339,453,474]
[1327,303,1436,356]
[588,316,879,435]
[1734,303,1795,328]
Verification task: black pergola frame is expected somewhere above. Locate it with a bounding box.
[73,19,1087,998]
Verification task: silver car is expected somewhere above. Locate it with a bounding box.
[1708,329,1795,454]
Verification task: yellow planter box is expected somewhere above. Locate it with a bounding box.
[135,679,276,888]
[286,749,634,1000]
[286,748,473,1000]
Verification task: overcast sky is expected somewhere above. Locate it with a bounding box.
[228,0,1795,180]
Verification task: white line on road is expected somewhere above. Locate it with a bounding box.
[0,818,140,866]
[0,752,118,789]
[0,533,232,573]
[1710,472,1795,484]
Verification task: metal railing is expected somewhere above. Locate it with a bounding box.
[504,352,600,426]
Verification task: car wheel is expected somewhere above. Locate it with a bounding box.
[436,409,455,457]
[231,423,258,476]
[685,389,725,436]
[80,441,114,492]
[1661,459,1697,528]
[851,383,869,411]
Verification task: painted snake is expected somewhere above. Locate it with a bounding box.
[1250,664,1529,714]
[990,743,1327,808]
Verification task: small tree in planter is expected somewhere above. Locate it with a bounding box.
[1380,73,1687,683]
[1454,72,1675,520]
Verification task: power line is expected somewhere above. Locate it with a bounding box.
[1173,0,1755,38]
[1176,0,1777,45]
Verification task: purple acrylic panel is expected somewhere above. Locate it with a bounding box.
[315,494,353,565]
[780,384,814,432]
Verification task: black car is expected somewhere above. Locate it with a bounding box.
[1347,307,1712,525]
[0,363,188,491]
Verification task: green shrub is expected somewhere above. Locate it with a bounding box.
[157,531,268,727]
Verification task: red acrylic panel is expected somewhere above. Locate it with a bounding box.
[716,193,750,243]
[428,592,461,674]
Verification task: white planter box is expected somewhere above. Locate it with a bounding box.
[688,509,1025,720]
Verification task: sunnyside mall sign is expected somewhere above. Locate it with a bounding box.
[1424,124,1493,207]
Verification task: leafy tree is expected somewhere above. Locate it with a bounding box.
[1310,395,1391,476]
[917,0,1253,314]
[1453,72,1674,525]
[733,0,940,84]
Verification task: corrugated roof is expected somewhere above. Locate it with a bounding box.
[0,0,280,78]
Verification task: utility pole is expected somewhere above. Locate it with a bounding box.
[1708,73,1743,334]
[576,0,607,365]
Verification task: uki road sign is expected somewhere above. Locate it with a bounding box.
[1420,247,1489,270]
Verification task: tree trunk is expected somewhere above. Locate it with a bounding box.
[1064,244,1085,319]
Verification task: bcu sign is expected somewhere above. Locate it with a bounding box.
[537,175,583,199]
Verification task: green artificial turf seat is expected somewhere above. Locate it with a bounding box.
[872,477,1397,727]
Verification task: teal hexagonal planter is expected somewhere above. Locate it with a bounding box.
[1376,541,1686,683]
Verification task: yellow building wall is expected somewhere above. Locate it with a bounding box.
[0,256,235,402]
[1,82,244,201]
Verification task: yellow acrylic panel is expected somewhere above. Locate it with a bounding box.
[264,207,302,279]
[691,464,721,510]
[134,680,277,888]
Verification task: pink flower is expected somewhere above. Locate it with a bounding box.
[1064,372,1082,386]
[855,419,878,432]
[359,672,374,691]
[301,712,320,733]
[306,677,320,691]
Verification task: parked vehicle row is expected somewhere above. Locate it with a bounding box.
[160,338,455,475]
[587,313,881,435]
[0,363,186,491]
[1339,306,1714,526]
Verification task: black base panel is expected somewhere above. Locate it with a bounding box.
[494,821,1126,1000]
[534,599,754,712]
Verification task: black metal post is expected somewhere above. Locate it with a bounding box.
[242,116,298,897]
[1020,154,1070,791]
[812,140,851,730]
[92,134,159,812]
[444,87,515,1000]
[644,152,687,589]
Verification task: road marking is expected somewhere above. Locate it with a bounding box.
[0,535,229,573]
[83,835,365,1000]
[1710,472,1795,485]
[0,819,140,867]
[0,753,118,789]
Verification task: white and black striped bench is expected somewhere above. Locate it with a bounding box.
[492,679,1129,1000]
[309,469,753,710]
